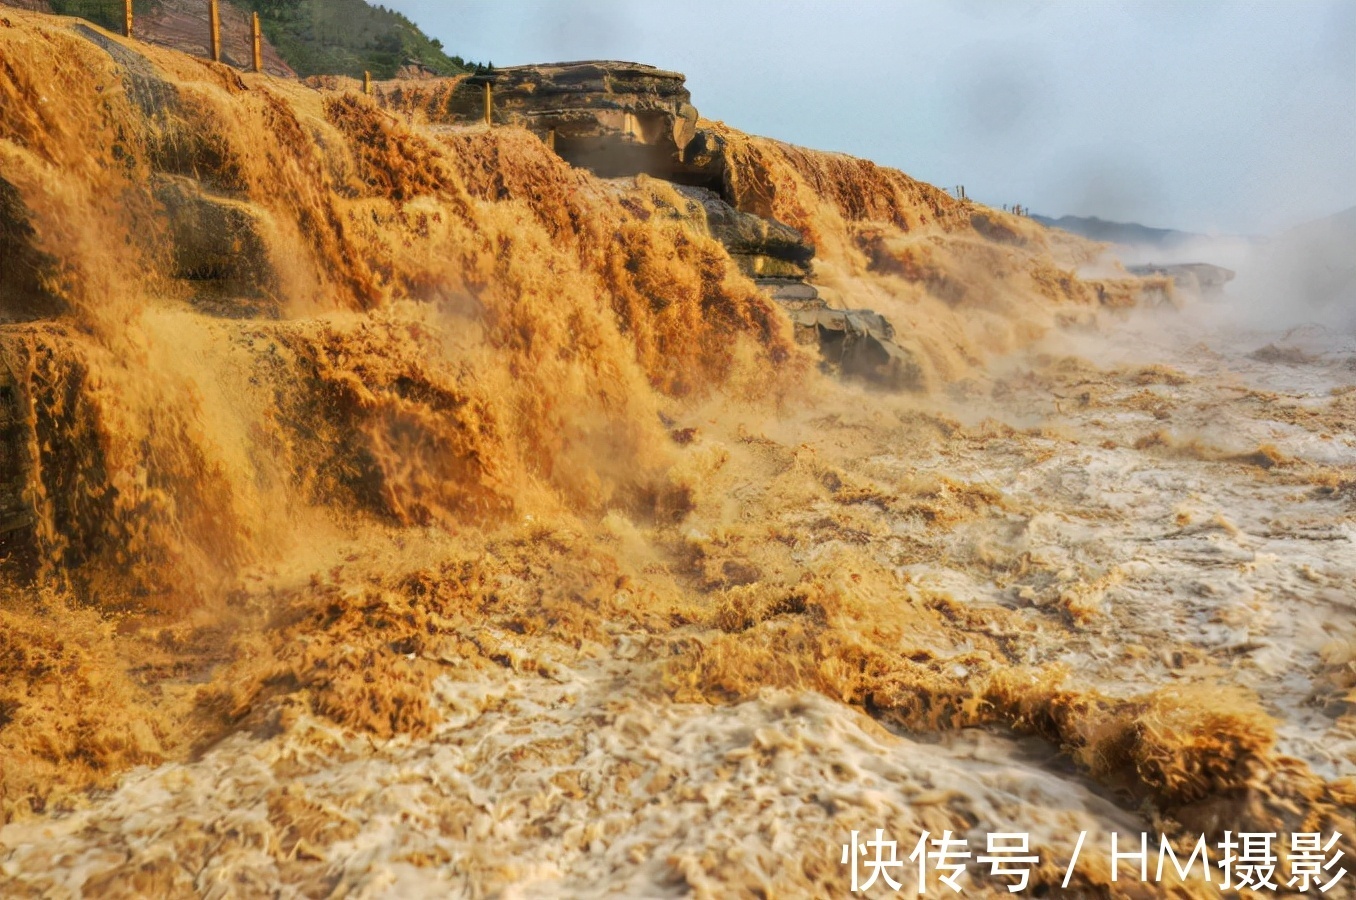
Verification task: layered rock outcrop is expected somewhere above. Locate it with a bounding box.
[669,185,814,283]
[438,62,700,180]
[647,183,920,387]
[1127,263,1235,297]
[398,61,925,387]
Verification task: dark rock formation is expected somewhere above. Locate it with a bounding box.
[0,176,63,322]
[649,182,920,388]
[672,127,728,194]
[785,303,922,390]
[671,185,814,280]
[1127,263,1235,297]
[153,175,276,314]
[755,278,820,304]
[0,369,32,543]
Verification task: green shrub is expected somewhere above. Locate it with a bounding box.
[48,0,479,80]
[48,0,158,32]
[237,0,478,79]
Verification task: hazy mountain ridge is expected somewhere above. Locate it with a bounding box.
[1034,207,1356,325]
[1030,212,1209,249]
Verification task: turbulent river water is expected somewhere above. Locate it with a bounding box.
[3,307,1353,899]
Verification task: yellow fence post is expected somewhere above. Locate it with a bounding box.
[252,12,262,73]
[208,0,221,63]
[363,71,371,95]
[484,82,491,127]
[547,127,556,152]
[124,0,132,38]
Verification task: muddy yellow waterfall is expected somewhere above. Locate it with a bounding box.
[0,5,1353,898]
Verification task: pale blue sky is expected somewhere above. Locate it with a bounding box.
[385,0,1355,235]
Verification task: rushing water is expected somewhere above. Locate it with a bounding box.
[4,311,1352,898]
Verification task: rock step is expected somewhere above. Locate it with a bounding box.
[754,278,820,304]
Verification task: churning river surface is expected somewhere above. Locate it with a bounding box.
[3,310,1354,898]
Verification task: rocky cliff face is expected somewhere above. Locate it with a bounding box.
[665,184,814,282]
[375,61,1163,390]
[390,61,701,182]
[375,63,942,386]
[634,180,921,387]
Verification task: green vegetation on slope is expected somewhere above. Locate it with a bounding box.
[45,0,481,79]
[238,0,479,78]
[47,0,155,32]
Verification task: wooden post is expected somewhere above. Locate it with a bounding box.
[124,0,133,38]
[208,0,221,63]
[363,70,371,95]
[251,12,262,73]
[483,82,491,127]
[547,127,556,152]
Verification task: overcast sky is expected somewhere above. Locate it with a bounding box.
[385,0,1355,235]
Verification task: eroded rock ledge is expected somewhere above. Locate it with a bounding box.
[1127,263,1235,298]
[412,61,920,388]
[446,62,700,179]
[644,184,920,388]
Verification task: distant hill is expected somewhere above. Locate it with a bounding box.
[1030,213,1205,249]
[3,0,478,79]
[1048,205,1356,321]
[236,0,478,78]
[32,0,295,75]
